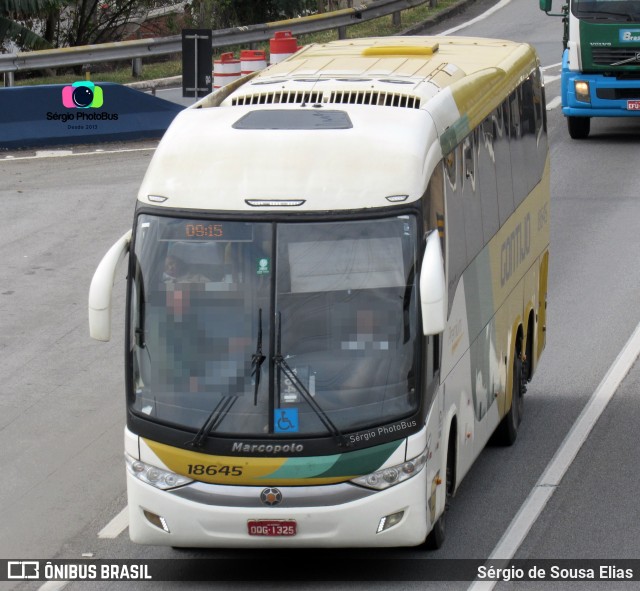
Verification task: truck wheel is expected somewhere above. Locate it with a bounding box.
[567,116,590,139]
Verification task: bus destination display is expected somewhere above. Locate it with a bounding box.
[161,220,253,242]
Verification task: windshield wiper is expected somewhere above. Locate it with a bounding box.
[273,312,350,447]
[187,308,267,447]
[187,308,266,447]
[251,308,266,405]
[187,395,238,448]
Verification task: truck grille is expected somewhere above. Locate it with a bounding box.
[591,48,640,66]
[596,88,640,100]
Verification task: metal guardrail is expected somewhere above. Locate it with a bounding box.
[0,0,429,79]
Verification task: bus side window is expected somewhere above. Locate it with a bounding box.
[478,117,499,244]
[444,147,467,314]
[424,161,445,254]
[510,88,528,208]
[521,75,541,199]
[525,69,549,194]
[532,68,547,143]
[462,131,483,262]
[532,68,549,186]
[494,102,515,225]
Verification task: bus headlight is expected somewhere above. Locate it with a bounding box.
[125,454,193,490]
[351,451,427,490]
[574,80,590,103]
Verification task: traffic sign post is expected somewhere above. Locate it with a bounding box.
[181,29,212,98]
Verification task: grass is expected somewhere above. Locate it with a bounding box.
[13,0,460,86]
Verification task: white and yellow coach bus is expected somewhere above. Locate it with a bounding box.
[89,35,549,549]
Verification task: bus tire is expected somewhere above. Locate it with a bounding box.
[567,116,590,139]
[492,356,524,446]
[424,433,454,550]
[523,314,535,392]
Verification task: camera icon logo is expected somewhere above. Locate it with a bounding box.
[62,81,103,109]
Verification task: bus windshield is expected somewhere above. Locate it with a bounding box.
[129,213,419,439]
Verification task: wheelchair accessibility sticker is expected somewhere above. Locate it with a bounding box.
[274,408,299,433]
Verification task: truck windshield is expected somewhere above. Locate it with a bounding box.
[128,214,419,439]
[572,0,640,21]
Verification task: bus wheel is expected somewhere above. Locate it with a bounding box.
[424,435,454,550]
[492,357,524,446]
[567,116,590,139]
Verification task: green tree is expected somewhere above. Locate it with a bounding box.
[190,0,318,29]
[2,0,319,52]
[1,0,153,51]
[61,0,152,47]
[0,0,56,49]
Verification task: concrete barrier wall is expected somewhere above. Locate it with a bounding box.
[0,82,184,150]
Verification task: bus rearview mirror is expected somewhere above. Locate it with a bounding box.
[88,230,131,342]
[539,0,552,11]
[420,230,446,336]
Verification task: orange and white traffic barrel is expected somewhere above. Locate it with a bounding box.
[269,31,300,64]
[240,49,268,76]
[213,52,241,89]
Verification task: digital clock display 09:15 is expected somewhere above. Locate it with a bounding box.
[166,221,254,242]
[185,223,223,238]
[159,219,254,241]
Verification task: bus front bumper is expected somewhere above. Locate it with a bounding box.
[126,469,429,548]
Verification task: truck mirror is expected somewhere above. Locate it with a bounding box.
[539,0,552,11]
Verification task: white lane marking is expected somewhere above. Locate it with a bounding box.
[38,582,69,591]
[467,320,640,591]
[541,62,562,71]
[546,96,562,110]
[440,0,513,35]
[1,147,155,162]
[543,74,560,84]
[98,505,129,539]
[35,150,73,158]
[34,512,127,591]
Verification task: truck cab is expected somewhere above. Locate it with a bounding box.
[540,0,640,138]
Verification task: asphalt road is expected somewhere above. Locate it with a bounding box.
[2,0,640,589]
